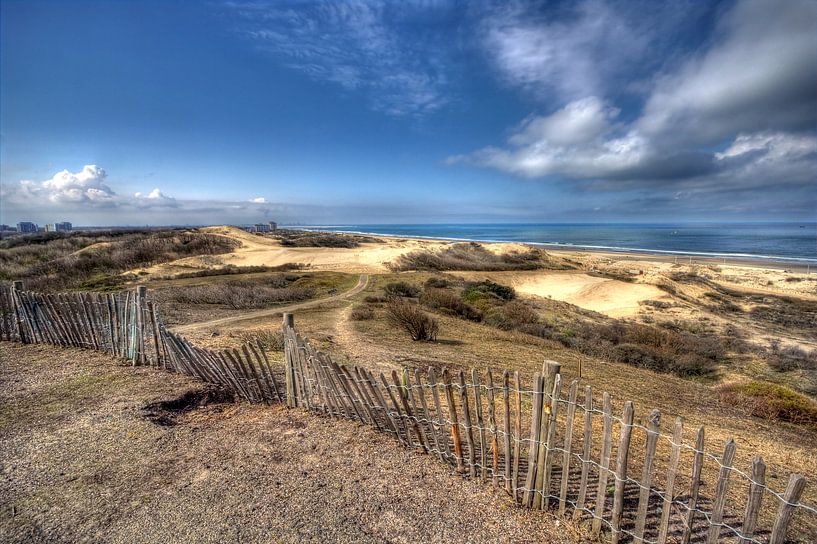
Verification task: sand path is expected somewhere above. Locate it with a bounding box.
[172,274,369,333]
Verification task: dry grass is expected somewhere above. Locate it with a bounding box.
[0,229,238,291]
[1,342,580,544]
[717,381,817,428]
[390,242,567,272]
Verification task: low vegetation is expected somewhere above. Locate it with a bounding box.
[384,281,421,298]
[717,381,817,427]
[158,263,305,280]
[386,299,439,341]
[238,330,285,351]
[390,242,570,272]
[350,304,375,320]
[270,229,381,248]
[168,275,314,310]
[0,229,238,291]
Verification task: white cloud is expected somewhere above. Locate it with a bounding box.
[250,196,268,203]
[450,97,653,179]
[453,0,817,200]
[638,0,817,145]
[31,165,117,205]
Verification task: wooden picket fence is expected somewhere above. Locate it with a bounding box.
[283,320,816,544]
[1,280,815,543]
[0,282,282,404]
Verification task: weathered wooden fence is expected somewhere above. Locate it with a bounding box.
[283,319,816,544]
[2,280,815,543]
[0,282,282,404]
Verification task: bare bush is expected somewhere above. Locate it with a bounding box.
[420,288,482,321]
[484,301,539,330]
[386,299,439,341]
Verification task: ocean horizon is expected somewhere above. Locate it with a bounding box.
[295,222,817,264]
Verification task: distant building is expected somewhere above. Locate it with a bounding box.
[17,222,37,233]
[254,223,270,233]
[0,225,16,232]
[55,221,72,232]
[45,224,55,232]
[268,221,277,231]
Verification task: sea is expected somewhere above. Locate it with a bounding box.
[296,223,817,265]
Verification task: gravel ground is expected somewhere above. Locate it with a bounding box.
[0,342,584,543]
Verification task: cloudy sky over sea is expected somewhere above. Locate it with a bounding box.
[1,0,815,225]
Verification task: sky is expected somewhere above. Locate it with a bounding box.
[1,0,815,226]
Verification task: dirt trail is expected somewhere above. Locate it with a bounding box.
[172,274,369,333]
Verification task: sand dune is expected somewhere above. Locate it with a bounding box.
[456,270,666,318]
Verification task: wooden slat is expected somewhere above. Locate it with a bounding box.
[769,473,806,544]
[610,401,635,544]
[682,426,706,544]
[459,370,476,477]
[739,457,766,544]
[502,370,512,494]
[405,369,429,449]
[427,367,450,463]
[471,368,487,482]
[442,369,464,473]
[634,409,662,541]
[512,370,523,503]
[415,369,438,455]
[534,362,560,510]
[486,368,499,489]
[381,371,411,447]
[574,385,594,520]
[658,417,684,544]
[559,380,579,516]
[706,439,737,544]
[523,373,544,508]
[542,373,563,509]
[592,391,614,536]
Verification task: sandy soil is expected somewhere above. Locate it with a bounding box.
[454,271,667,318]
[0,342,582,544]
[143,226,452,275]
[138,226,815,318]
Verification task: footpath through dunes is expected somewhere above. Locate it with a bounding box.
[171,273,370,334]
[0,342,579,544]
[140,225,453,276]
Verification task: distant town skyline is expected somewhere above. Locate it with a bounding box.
[1,0,815,226]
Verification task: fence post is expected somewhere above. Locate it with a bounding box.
[283,313,296,407]
[12,280,26,343]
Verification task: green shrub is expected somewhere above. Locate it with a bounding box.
[424,276,451,288]
[717,381,817,427]
[462,280,516,303]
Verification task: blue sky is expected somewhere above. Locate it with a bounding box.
[1,0,815,226]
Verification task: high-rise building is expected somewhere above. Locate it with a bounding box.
[254,223,270,233]
[0,225,16,232]
[55,222,72,232]
[17,221,37,233]
[268,221,277,231]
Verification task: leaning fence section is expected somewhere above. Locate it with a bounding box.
[1,280,815,543]
[283,322,816,544]
[0,282,282,404]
